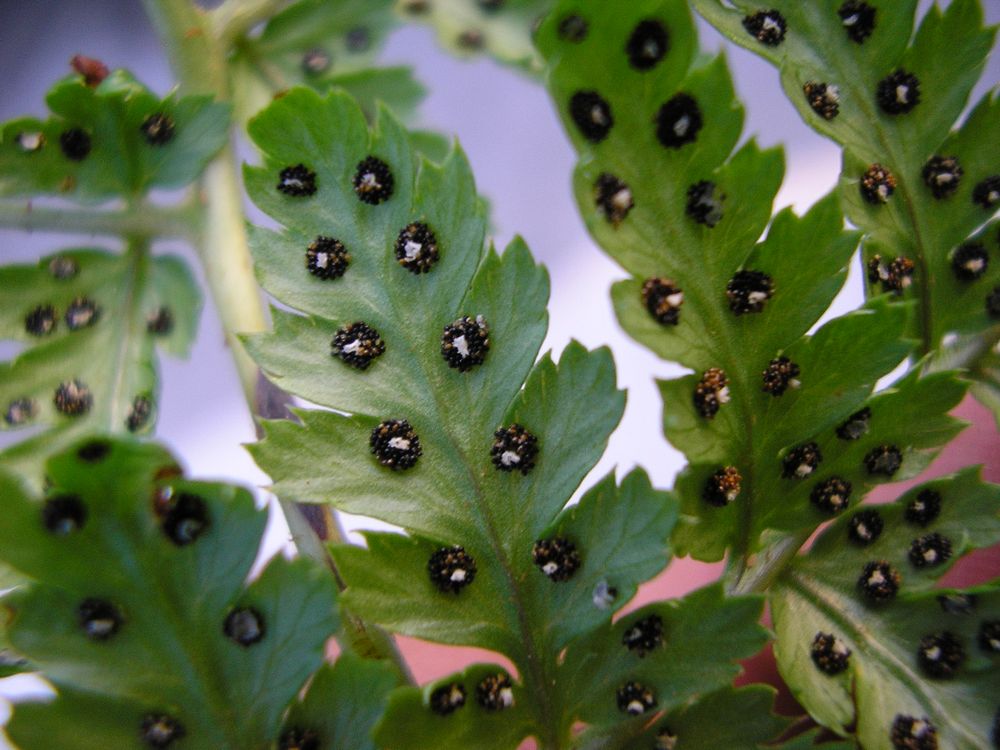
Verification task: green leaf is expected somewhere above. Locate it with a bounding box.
[399,0,555,74]
[0,438,338,750]
[557,584,768,732]
[539,0,937,567]
[771,468,1000,748]
[619,686,788,750]
[229,0,425,124]
[690,0,1000,407]
[0,70,228,202]
[281,652,397,750]
[242,87,758,746]
[0,247,200,485]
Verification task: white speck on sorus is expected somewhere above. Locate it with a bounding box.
[693,368,729,419]
[782,442,821,479]
[141,713,186,748]
[491,424,538,474]
[394,222,439,273]
[15,131,44,152]
[305,236,351,280]
[702,466,741,507]
[616,681,656,715]
[922,155,963,199]
[428,545,477,593]
[65,297,100,330]
[370,419,421,470]
[331,322,385,370]
[276,164,317,197]
[762,356,800,396]
[429,682,467,715]
[811,476,852,514]
[4,397,37,426]
[811,632,851,675]
[626,19,669,71]
[594,173,634,226]
[742,10,787,46]
[686,180,725,226]
[532,536,580,581]
[641,277,684,326]
[54,379,93,416]
[803,81,840,120]
[655,93,703,148]
[890,715,937,750]
[569,90,614,143]
[726,270,773,314]
[839,1,876,44]
[441,315,489,371]
[858,560,900,602]
[917,631,965,678]
[860,164,897,204]
[864,444,902,477]
[908,533,952,568]
[353,156,394,205]
[848,509,884,546]
[476,673,514,711]
[622,614,664,657]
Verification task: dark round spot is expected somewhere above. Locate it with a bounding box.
[864,444,902,477]
[558,14,588,42]
[847,508,884,546]
[762,356,800,396]
[594,173,633,225]
[457,29,485,50]
[905,489,941,526]
[24,305,57,336]
[532,536,580,582]
[370,419,421,470]
[441,315,489,371]
[301,49,331,76]
[161,492,210,546]
[860,163,897,204]
[428,546,477,593]
[394,222,440,273]
[836,407,871,440]
[331,321,385,370]
[353,156,396,206]
[569,90,614,143]
[429,681,466,715]
[839,1,877,43]
[858,560,900,602]
[693,367,729,419]
[59,128,92,161]
[126,395,153,432]
[42,494,87,535]
[78,598,124,640]
[973,175,1000,209]
[909,533,952,569]
[803,81,840,120]
[811,476,852,515]
[622,614,664,657]
[77,440,111,462]
[345,26,371,52]
[978,620,1000,653]
[641,277,684,325]
[702,466,741,507]
[686,180,724,227]
[917,631,965,678]
[922,155,963,200]
[140,713,186,748]
[476,673,514,711]
[811,631,851,675]
[726,270,773,314]
[877,70,920,115]
[54,379,93,416]
[305,236,351,280]
[277,164,317,197]
[867,254,914,294]
[890,715,937,750]
[655,93,702,149]
[742,10,787,46]
[616,681,656,715]
[782,442,822,479]
[4,397,37,426]
[48,256,79,279]
[988,287,1000,319]
[140,113,175,146]
[491,424,538,474]
[65,297,100,331]
[224,607,266,647]
[937,593,976,615]
[951,242,990,281]
[626,19,669,71]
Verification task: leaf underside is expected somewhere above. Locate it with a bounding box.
[537,0,974,575]
[397,0,555,74]
[690,0,1000,413]
[0,248,200,485]
[0,71,218,482]
[0,438,338,750]
[243,87,770,747]
[230,0,426,125]
[772,467,1000,750]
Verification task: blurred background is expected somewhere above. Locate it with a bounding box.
[0,0,998,741]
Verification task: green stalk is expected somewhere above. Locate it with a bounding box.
[0,200,199,242]
[141,0,413,685]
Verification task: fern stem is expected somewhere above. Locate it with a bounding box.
[142,0,415,685]
[727,529,811,596]
[0,200,199,242]
[211,0,295,48]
